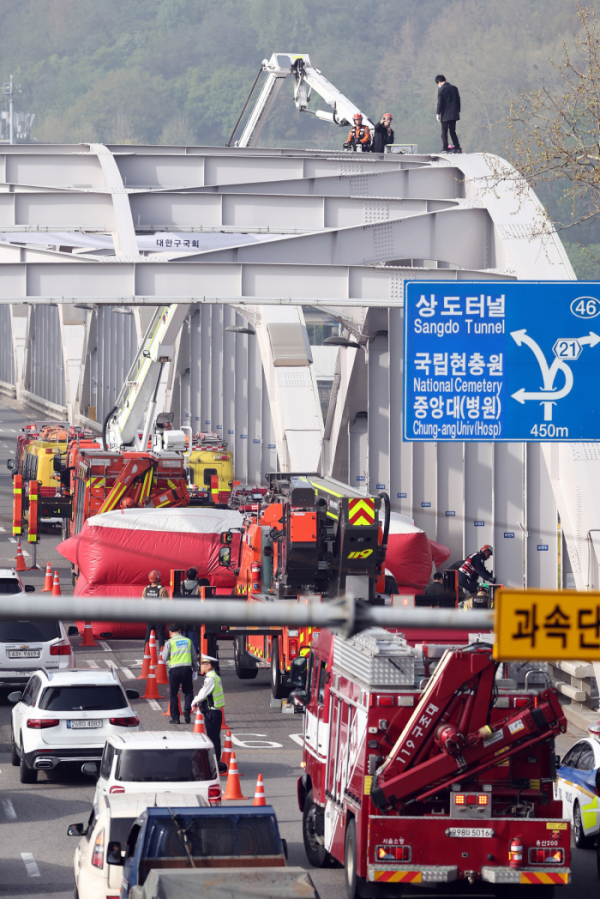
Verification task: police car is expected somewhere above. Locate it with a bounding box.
[554,725,600,848]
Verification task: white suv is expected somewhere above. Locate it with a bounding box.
[0,571,77,689]
[10,668,141,783]
[68,791,207,899]
[87,731,221,807]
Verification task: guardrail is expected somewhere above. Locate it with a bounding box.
[548,660,598,710]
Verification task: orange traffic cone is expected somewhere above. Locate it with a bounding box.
[221,707,230,730]
[253,774,266,806]
[156,655,169,686]
[223,751,247,800]
[80,621,98,647]
[193,709,207,735]
[51,570,62,596]
[15,541,27,572]
[41,562,53,592]
[149,631,157,667]
[162,695,181,717]
[221,729,233,770]
[138,642,151,679]
[143,662,161,700]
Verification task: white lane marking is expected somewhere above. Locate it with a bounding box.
[0,526,5,532]
[8,537,16,543]
[99,641,111,652]
[82,659,100,669]
[104,660,118,669]
[124,659,143,666]
[21,852,40,877]
[145,698,161,711]
[2,798,16,820]
[231,733,283,749]
[120,668,134,680]
[289,733,304,747]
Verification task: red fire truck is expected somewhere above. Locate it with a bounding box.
[295,628,570,899]
[217,473,390,699]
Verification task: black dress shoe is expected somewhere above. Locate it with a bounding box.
[184,715,191,724]
[169,718,180,724]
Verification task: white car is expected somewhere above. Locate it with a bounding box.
[86,731,221,807]
[68,790,207,899]
[554,732,600,848]
[9,668,141,783]
[0,570,77,689]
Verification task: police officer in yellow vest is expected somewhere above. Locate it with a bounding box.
[192,654,227,774]
[161,624,198,724]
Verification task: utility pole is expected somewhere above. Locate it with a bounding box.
[3,75,22,145]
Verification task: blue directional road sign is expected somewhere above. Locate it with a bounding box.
[404,282,600,441]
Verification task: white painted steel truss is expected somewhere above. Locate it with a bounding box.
[0,142,593,594]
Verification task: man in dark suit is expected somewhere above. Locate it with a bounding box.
[435,75,461,153]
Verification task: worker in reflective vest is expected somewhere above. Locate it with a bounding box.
[192,655,227,773]
[161,624,198,724]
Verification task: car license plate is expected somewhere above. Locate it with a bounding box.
[8,650,40,658]
[447,828,494,838]
[67,720,102,729]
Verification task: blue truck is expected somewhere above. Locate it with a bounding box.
[108,805,288,898]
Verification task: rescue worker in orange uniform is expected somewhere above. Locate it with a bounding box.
[343,113,371,150]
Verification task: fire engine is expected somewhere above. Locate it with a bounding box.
[295,628,570,899]
[69,449,190,539]
[218,473,391,699]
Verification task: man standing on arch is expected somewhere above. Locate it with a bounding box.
[435,74,461,154]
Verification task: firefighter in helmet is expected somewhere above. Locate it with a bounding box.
[343,113,371,151]
[462,584,491,610]
[458,545,495,595]
[142,569,169,652]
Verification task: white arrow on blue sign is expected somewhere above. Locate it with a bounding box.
[404,282,600,441]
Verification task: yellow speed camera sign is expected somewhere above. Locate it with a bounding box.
[495,589,600,660]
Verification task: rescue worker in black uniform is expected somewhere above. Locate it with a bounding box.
[458,545,495,595]
[142,569,168,652]
[371,113,394,153]
[344,113,371,151]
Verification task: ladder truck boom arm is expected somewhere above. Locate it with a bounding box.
[236,53,374,148]
[104,304,190,451]
[370,646,567,811]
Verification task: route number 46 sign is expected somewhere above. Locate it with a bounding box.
[403,282,600,442]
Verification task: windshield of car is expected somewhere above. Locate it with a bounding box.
[0,579,24,595]
[115,748,216,782]
[144,812,282,859]
[39,685,127,711]
[0,620,61,642]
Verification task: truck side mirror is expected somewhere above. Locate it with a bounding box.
[67,822,85,836]
[218,546,231,567]
[81,762,99,777]
[290,656,307,689]
[25,584,35,593]
[220,531,233,545]
[289,689,307,709]
[106,841,123,865]
[6,459,14,470]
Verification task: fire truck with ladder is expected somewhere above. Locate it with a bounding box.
[216,473,392,699]
[293,628,570,899]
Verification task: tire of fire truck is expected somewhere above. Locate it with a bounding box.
[233,635,258,680]
[573,801,595,849]
[271,637,291,700]
[345,818,381,899]
[302,790,334,868]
